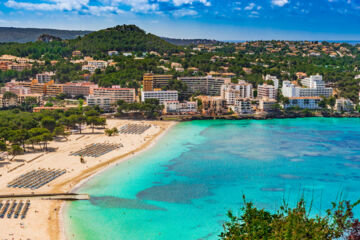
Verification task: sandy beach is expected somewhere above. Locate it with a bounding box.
[0,119,176,240]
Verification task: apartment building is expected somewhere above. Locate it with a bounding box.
[143,73,173,91]
[87,96,112,109]
[141,90,178,105]
[82,65,98,73]
[29,80,63,96]
[264,75,279,89]
[10,63,32,71]
[221,81,253,105]
[335,98,355,112]
[163,101,197,114]
[282,75,333,98]
[1,84,31,95]
[63,82,98,97]
[93,87,136,104]
[88,60,108,69]
[197,96,227,115]
[46,83,63,96]
[179,76,231,96]
[284,97,321,109]
[257,84,277,100]
[0,94,42,108]
[259,98,278,111]
[36,72,55,83]
[230,99,253,114]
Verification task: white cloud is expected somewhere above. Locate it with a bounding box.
[107,0,159,13]
[244,3,256,10]
[173,8,198,17]
[5,0,89,11]
[272,0,289,7]
[171,0,211,7]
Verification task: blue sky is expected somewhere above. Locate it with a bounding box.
[1,0,360,40]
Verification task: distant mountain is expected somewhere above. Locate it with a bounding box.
[161,37,222,46]
[0,27,92,43]
[70,25,180,55]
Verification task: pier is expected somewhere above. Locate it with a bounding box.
[0,193,90,201]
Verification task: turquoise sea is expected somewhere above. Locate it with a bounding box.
[66,118,360,240]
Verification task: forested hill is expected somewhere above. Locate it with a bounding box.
[70,25,180,56]
[0,27,91,43]
[0,25,181,59]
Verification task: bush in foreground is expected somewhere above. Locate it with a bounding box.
[220,196,360,240]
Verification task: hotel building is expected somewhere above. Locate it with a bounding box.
[282,75,333,98]
[93,87,136,104]
[220,81,253,105]
[143,73,173,91]
[179,76,231,96]
[141,90,178,105]
[257,84,277,100]
[284,97,321,109]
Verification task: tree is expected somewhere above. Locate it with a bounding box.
[53,125,69,140]
[41,116,56,132]
[9,129,29,152]
[0,141,7,152]
[86,116,104,133]
[40,132,53,151]
[8,144,23,161]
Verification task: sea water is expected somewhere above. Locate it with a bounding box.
[66,118,360,240]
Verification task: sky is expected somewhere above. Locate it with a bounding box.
[1,0,360,40]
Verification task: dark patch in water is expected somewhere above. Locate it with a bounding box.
[261,188,285,192]
[136,182,211,204]
[197,232,216,240]
[89,196,166,211]
[279,174,301,180]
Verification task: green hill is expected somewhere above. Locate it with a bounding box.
[0,25,180,59]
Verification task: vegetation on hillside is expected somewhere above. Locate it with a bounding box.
[220,196,360,240]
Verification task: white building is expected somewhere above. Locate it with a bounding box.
[230,98,253,114]
[282,75,332,98]
[141,90,178,105]
[220,80,253,105]
[82,65,97,73]
[335,98,355,112]
[257,84,277,100]
[108,51,119,56]
[88,60,108,69]
[36,72,55,83]
[93,87,136,103]
[259,98,278,111]
[164,101,197,114]
[265,75,279,89]
[284,97,321,109]
[87,96,112,109]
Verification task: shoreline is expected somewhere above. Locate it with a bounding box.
[58,120,177,240]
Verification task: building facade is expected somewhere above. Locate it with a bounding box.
[282,75,333,98]
[143,73,173,91]
[93,87,136,104]
[284,97,321,109]
[179,76,231,96]
[257,84,277,100]
[141,90,178,105]
[220,81,253,105]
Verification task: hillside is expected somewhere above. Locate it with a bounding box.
[68,25,180,56]
[0,25,180,59]
[0,27,91,43]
